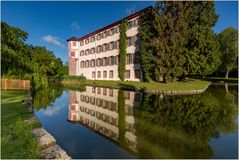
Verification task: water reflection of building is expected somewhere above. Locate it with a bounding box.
[68,86,142,152]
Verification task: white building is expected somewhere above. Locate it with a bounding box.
[67,6,152,81]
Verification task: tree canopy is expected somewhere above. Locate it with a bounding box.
[139,1,221,82]
[1,21,68,80]
[218,27,238,78]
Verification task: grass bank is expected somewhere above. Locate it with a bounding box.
[203,77,238,83]
[62,79,211,92]
[1,90,41,159]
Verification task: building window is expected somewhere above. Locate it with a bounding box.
[135,18,139,26]
[80,41,84,46]
[102,44,106,52]
[97,71,101,78]
[125,70,130,79]
[135,69,141,79]
[127,37,133,46]
[85,49,89,55]
[126,54,130,64]
[85,38,89,44]
[97,58,102,67]
[70,52,75,57]
[128,21,132,29]
[116,26,119,33]
[92,87,95,93]
[103,31,108,38]
[126,54,134,64]
[92,71,95,78]
[97,87,101,94]
[109,89,113,97]
[91,59,95,67]
[116,56,119,65]
[80,50,84,56]
[81,61,84,68]
[134,53,140,64]
[91,97,95,104]
[134,93,141,101]
[86,60,89,68]
[97,34,101,40]
[117,40,119,49]
[125,91,130,100]
[96,46,101,53]
[102,57,106,66]
[132,35,137,45]
[103,71,107,78]
[107,43,110,51]
[109,70,113,78]
[91,48,95,54]
[91,36,95,42]
[110,42,114,50]
[110,28,115,36]
[72,41,76,46]
[103,88,107,95]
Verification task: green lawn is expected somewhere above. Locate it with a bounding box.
[62,79,211,91]
[1,90,41,159]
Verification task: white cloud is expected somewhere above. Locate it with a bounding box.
[43,104,65,117]
[71,21,80,30]
[42,35,66,48]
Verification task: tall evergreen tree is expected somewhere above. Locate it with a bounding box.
[139,1,220,82]
[118,19,127,81]
[184,2,221,77]
[153,1,188,82]
[139,7,157,82]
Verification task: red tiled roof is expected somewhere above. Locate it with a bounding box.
[67,6,152,42]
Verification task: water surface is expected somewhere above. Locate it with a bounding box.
[35,84,238,159]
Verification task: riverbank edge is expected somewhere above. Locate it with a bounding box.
[61,79,211,95]
[24,92,71,159]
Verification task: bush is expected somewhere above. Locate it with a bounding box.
[48,75,86,83]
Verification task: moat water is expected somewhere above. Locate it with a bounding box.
[34,84,238,159]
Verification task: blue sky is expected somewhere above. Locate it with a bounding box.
[2,1,238,63]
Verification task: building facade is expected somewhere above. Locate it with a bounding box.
[67,7,152,81]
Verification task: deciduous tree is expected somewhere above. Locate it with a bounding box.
[218,27,238,78]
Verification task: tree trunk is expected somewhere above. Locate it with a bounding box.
[225,70,230,79]
[225,83,229,93]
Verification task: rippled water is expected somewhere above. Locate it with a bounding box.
[34,84,238,159]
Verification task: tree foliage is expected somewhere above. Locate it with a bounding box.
[218,27,238,78]
[139,1,221,82]
[185,2,220,77]
[1,21,67,80]
[118,19,127,81]
[139,8,158,82]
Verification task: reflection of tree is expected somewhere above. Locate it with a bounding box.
[207,85,238,134]
[32,84,63,110]
[134,86,238,158]
[118,90,126,147]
